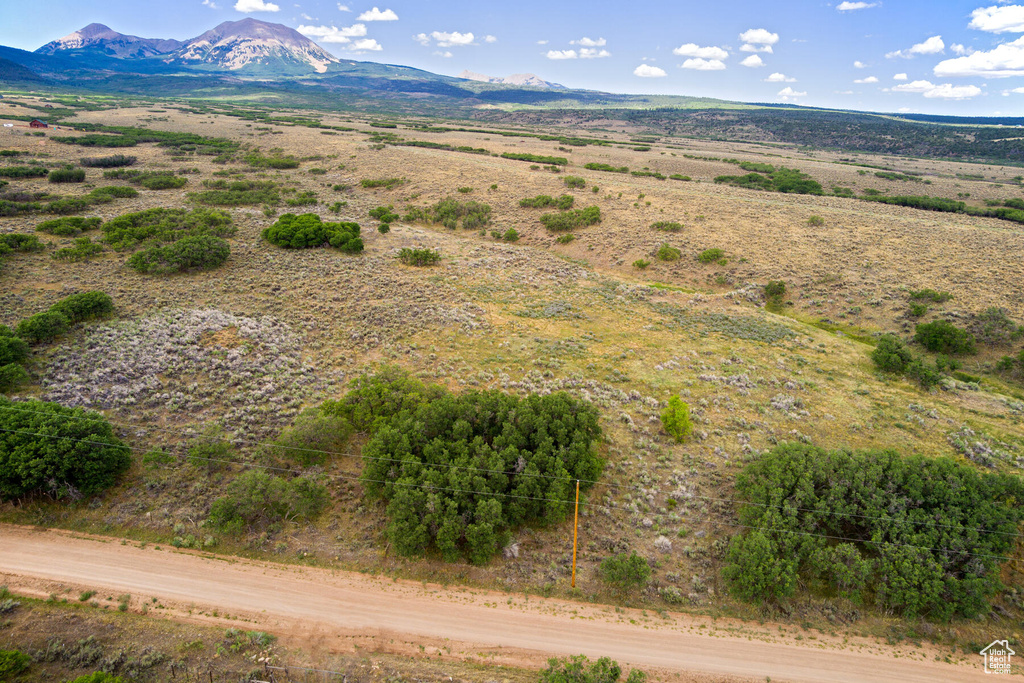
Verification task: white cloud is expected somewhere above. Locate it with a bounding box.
[887,35,944,58]
[934,35,1024,76]
[234,0,279,12]
[837,1,878,10]
[1010,86,1024,93]
[969,5,1024,33]
[301,13,313,20]
[892,79,982,99]
[350,38,382,51]
[765,72,795,82]
[298,23,367,43]
[854,75,879,83]
[571,37,606,47]
[337,4,351,11]
[434,50,452,58]
[415,31,476,47]
[835,90,854,95]
[413,33,430,46]
[634,64,667,77]
[741,54,765,67]
[739,28,780,46]
[681,58,726,70]
[673,43,729,60]
[854,60,866,68]
[547,49,578,60]
[893,72,908,80]
[537,40,549,45]
[202,0,218,7]
[951,43,974,56]
[358,7,398,21]
[739,28,778,52]
[777,86,807,99]
[579,48,611,58]
[484,35,497,43]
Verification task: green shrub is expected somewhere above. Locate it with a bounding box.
[697,248,724,264]
[909,288,952,303]
[540,655,646,683]
[261,213,363,253]
[127,234,230,274]
[503,228,520,242]
[0,398,130,500]
[346,368,602,564]
[377,223,390,234]
[520,195,554,208]
[267,408,353,468]
[397,247,441,266]
[723,444,1024,618]
[0,363,30,392]
[501,152,568,166]
[102,208,234,251]
[65,673,127,683]
[669,174,691,181]
[632,259,650,270]
[49,291,114,323]
[79,154,136,168]
[871,334,914,374]
[36,216,101,236]
[15,311,69,344]
[0,165,48,178]
[556,234,575,244]
[190,180,279,206]
[715,167,823,195]
[137,174,187,190]
[914,320,976,355]
[539,206,601,232]
[599,552,651,591]
[0,234,44,254]
[970,307,1022,346]
[656,244,681,262]
[404,198,492,230]
[207,470,328,534]
[48,167,86,184]
[0,649,30,679]
[651,221,682,232]
[563,175,586,189]
[583,163,628,173]
[360,177,406,189]
[908,302,928,317]
[53,237,104,262]
[807,215,824,226]
[0,335,29,366]
[369,205,400,224]
[660,396,692,442]
[630,170,666,180]
[243,151,300,169]
[764,280,786,310]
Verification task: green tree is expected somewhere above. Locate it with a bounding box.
[660,396,692,443]
[722,530,797,602]
[0,649,30,680]
[871,334,914,373]
[599,552,651,591]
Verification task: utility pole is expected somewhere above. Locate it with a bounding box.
[571,479,580,588]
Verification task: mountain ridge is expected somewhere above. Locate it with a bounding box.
[37,23,183,58]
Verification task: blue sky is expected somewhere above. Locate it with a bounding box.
[3,1,1024,116]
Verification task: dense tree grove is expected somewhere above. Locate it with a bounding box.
[0,398,131,500]
[723,443,1024,619]
[261,213,363,252]
[329,369,603,564]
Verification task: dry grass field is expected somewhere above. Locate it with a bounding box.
[1,93,1023,667]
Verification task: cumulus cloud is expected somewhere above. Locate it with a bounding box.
[434,50,452,58]
[894,72,908,80]
[484,35,497,43]
[765,72,795,82]
[547,49,578,60]
[854,75,879,83]
[358,7,398,21]
[887,35,945,58]
[951,43,974,56]
[934,35,1024,76]
[415,31,476,47]
[1010,86,1024,93]
[741,54,765,67]
[350,38,382,51]
[893,79,982,98]
[673,43,729,60]
[777,86,807,99]
[537,40,549,45]
[202,0,218,8]
[579,48,611,58]
[634,64,667,77]
[337,4,351,11]
[837,1,878,10]
[234,0,279,12]
[298,23,367,43]
[969,4,1024,33]
[571,37,606,47]
[681,58,726,70]
[739,28,779,53]
[854,60,866,68]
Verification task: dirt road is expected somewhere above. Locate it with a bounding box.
[0,525,992,682]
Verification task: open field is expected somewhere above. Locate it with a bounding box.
[1,92,1023,679]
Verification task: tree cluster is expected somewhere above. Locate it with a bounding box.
[331,368,603,564]
[261,213,363,253]
[723,443,1024,619]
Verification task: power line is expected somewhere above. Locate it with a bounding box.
[3,402,1023,543]
[1,423,1020,564]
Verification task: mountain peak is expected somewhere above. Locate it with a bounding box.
[458,69,564,89]
[36,23,183,57]
[172,18,339,73]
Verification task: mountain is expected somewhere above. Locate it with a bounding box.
[169,18,339,74]
[458,70,564,89]
[0,57,46,83]
[36,23,182,58]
